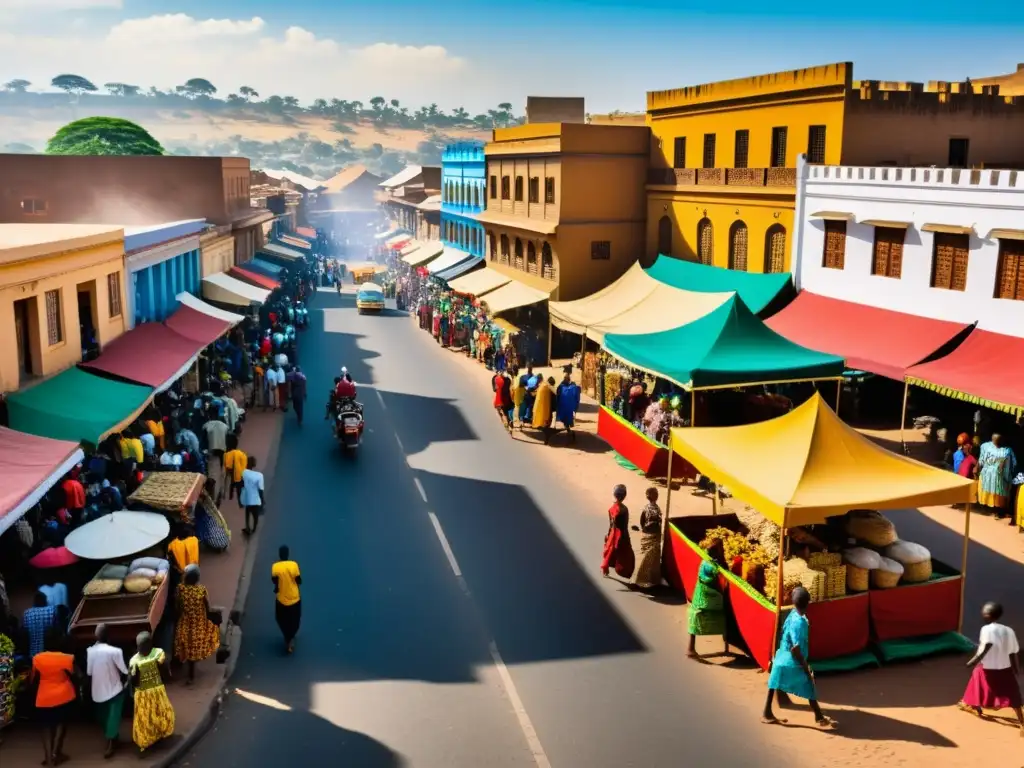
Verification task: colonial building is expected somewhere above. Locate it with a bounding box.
[476,122,650,301]
[0,224,127,393]
[791,155,1024,336]
[123,220,206,328]
[199,224,235,279]
[441,142,486,260]
[646,62,1024,273]
[378,166,442,236]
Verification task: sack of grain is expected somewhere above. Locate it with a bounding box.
[83,579,122,596]
[843,547,883,570]
[123,575,153,594]
[845,511,897,547]
[883,540,931,565]
[808,552,842,570]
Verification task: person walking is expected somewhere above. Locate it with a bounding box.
[288,366,308,426]
[222,434,247,507]
[531,376,556,445]
[173,565,220,685]
[86,623,128,758]
[555,368,581,444]
[272,546,302,654]
[240,456,265,535]
[632,487,663,590]
[128,631,174,755]
[601,485,635,579]
[958,601,1024,731]
[31,631,79,767]
[686,561,727,659]
[492,368,514,434]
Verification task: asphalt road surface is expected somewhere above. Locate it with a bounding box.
[181,289,788,768]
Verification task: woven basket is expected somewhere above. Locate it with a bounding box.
[800,569,827,602]
[808,552,842,570]
[902,559,933,584]
[129,472,205,512]
[846,565,869,592]
[825,565,847,598]
[871,568,901,589]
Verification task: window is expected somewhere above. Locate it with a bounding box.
[697,219,713,265]
[702,134,716,168]
[107,272,122,317]
[764,225,787,273]
[490,175,498,199]
[45,289,63,346]
[728,222,748,271]
[673,137,687,169]
[514,177,524,202]
[500,234,510,260]
[527,242,538,274]
[542,242,555,279]
[948,138,969,169]
[822,221,846,270]
[591,241,611,260]
[872,227,905,278]
[733,130,749,169]
[501,176,510,200]
[20,198,47,215]
[544,177,556,204]
[514,238,524,268]
[931,233,970,291]
[807,125,827,165]
[472,186,479,207]
[488,232,497,261]
[995,239,1024,300]
[770,127,788,168]
[657,215,672,256]
[528,177,540,204]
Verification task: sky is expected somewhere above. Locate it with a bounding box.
[2,0,1024,114]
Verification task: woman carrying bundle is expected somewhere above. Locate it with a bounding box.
[687,560,727,659]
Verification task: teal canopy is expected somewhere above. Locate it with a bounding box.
[645,255,792,314]
[602,295,845,390]
[6,367,153,446]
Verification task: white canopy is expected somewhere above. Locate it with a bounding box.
[262,242,305,260]
[64,511,170,560]
[403,241,444,266]
[548,262,733,344]
[202,272,271,306]
[480,278,552,315]
[447,267,511,297]
[428,246,473,275]
[175,292,245,324]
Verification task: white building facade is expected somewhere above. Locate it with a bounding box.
[792,156,1024,337]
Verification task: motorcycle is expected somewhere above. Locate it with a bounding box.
[332,396,364,452]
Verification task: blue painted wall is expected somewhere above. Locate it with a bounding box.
[441,141,486,260]
[132,248,202,326]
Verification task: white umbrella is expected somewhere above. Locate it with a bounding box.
[64,511,170,561]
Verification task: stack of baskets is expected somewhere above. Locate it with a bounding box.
[763,557,826,605]
[884,541,933,583]
[871,557,905,589]
[808,552,847,598]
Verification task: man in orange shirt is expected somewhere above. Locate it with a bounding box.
[32,631,79,766]
[222,434,248,509]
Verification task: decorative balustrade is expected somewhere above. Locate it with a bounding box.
[648,166,797,188]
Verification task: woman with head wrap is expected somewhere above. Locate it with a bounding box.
[174,565,220,685]
[952,432,970,474]
[632,487,664,590]
[687,560,727,658]
[129,631,175,754]
[601,485,635,579]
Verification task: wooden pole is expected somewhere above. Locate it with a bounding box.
[835,378,842,415]
[690,392,696,427]
[663,446,674,561]
[899,380,910,452]
[771,527,788,652]
[959,501,972,632]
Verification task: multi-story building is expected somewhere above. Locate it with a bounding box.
[123,220,206,328]
[441,142,486,260]
[476,122,650,301]
[0,224,127,393]
[378,166,442,236]
[646,62,1024,273]
[0,154,274,266]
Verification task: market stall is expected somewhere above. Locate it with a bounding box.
[230,264,280,291]
[201,272,271,307]
[403,241,445,267]
[663,393,977,670]
[0,427,84,536]
[644,254,792,314]
[447,266,510,298]
[79,321,208,392]
[167,294,243,346]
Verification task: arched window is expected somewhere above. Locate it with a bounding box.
[729,221,748,271]
[514,177,524,202]
[764,225,787,273]
[514,237,524,268]
[541,242,554,279]
[500,234,510,261]
[697,218,713,265]
[527,241,538,274]
[489,232,497,261]
[471,186,479,208]
[657,215,672,257]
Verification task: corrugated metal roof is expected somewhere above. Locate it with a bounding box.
[379,165,423,189]
[259,168,325,192]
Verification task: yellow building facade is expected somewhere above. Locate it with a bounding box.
[200,225,235,277]
[0,224,127,393]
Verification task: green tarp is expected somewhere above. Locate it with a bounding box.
[645,255,792,314]
[7,367,153,446]
[602,296,846,389]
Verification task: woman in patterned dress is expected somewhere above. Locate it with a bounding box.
[174,565,220,685]
[631,487,663,590]
[129,631,175,753]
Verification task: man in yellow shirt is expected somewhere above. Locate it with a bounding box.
[271,545,301,654]
[222,433,247,508]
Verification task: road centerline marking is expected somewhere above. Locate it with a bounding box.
[375,389,386,409]
[413,476,428,503]
[427,511,462,577]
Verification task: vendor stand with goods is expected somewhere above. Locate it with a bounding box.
[661,393,977,671]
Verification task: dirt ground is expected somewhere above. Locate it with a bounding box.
[440,343,1024,768]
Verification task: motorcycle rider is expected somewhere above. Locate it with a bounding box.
[335,368,356,399]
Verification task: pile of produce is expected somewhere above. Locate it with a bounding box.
[737,508,781,559]
[763,557,827,605]
[841,513,933,590]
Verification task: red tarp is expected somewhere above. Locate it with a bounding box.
[230,265,279,290]
[765,291,972,381]
[165,305,233,347]
[81,322,202,388]
[296,227,316,238]
[0,427,82,524]
[905,329,1024,412]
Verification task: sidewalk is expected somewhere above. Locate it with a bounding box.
[0,409,284,768]
[433,335,1024,768]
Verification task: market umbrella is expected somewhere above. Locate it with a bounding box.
[64,511,170,561]
[29,546,79,569]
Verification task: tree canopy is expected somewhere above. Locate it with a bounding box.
[178,78,217,99]
[51,74,97,95]
[45,116,164,156]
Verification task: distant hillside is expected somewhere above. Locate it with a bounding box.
[0,87,509,179]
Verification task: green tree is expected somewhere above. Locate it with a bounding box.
[282,96,300,112]
[369,96,386,122]
[104,82,140,97]
[177,78,217,99]
[51,74,97,98]
[3,79,31,93]
[46,116,164,156]
[239,85,259,101]
[263,95,285,114]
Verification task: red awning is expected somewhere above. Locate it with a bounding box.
[230,265,279,290]
[296,226,316,238]
[388,237,412,250]
[906,329,1024,414]
[0,427,83,533]
[765,291,973,380]
[165,305,232,347]
[81,322,203,389]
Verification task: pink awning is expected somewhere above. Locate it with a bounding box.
[296,226,316,238]
[0,427,83,534]
[81,322,203,390]
[165,305,232,347]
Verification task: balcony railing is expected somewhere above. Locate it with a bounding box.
[527,260,539,276]
[542,264,557,281]
[647,167,798,188]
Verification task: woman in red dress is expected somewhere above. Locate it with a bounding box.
[602,485,635,579]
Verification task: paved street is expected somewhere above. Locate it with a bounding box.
[181,289,785,768]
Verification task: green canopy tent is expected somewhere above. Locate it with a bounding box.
[645,255,792,315]
[6,367,153,446]
[602,295,845,394]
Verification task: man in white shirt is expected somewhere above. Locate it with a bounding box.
[240,456,266,536]
[961,601,1024,727]
[87,624,129,757]
[265,365,284,410]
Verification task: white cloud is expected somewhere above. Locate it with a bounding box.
[0,12,477,108]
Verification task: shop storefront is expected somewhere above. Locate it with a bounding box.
[124,220,206,328]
